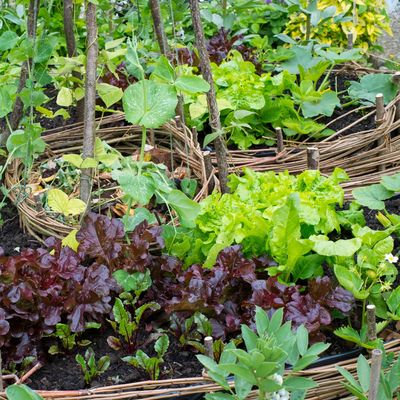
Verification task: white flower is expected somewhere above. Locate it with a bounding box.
[272,373,283,385]
[13,247,20,253]
[385,253,399,263]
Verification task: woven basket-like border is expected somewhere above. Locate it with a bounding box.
[212,66,400,199]
[2,339,398,400]
[5,114,215,242]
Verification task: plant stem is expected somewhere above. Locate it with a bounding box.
[138,126,147,176]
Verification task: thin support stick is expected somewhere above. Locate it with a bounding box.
[204,336,214,360]
[347,33,354,49]
[192,127,199,148]
[203,151,214,193]
[375,93,385,126]
[189,0,229,193]
[367,304,377,342]
[276,127,284,154]
[368,349,382,400]
[375,93,386,171]
[307,147,320,170]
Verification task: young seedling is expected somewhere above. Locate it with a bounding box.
[108,269,160,352]
[75,347,110,385]
[48,322,100,355]
[123,334,169,380]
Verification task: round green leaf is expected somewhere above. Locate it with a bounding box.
[122,80,178,128]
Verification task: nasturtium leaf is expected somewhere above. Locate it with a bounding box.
[0,30,19,51]
[6,384,44,400]
[381,173,400,192]
[56,87,73,107]
[352,184,393,210]
[348,74,398,105]
[123,80,177,129]
[175,76,210,93]
[47,189,86,216]
[97,83,123,108]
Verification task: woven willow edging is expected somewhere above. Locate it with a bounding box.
[5,115,215,242]
[214,91,400,200]
[1,339,398,400]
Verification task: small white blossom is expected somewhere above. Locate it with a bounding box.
[272,373,283,385]
[385,253,399,263]
[13,247,20,253]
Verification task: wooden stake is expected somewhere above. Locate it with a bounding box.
[149,0,169,56]
[392,71,400,85]
[203,151,214,193]
[189,0,229,193]
[375,93,385,127]
[80,0,98,204]
[375,93,386,172]
[307,147,320,170]
[192,127,199,148]
[368,349,382,400]
[1,0,40,144]
[276,127,284,154]
[204,336,214,359]
[63,0,83,121]
[367,304,377,342]
[347,33,354,49]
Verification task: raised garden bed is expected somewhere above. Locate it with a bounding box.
[4,115,213,242]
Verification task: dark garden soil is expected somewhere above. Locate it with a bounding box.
[320,69,375,135]
[0,201,39,256]
[28,327,203,391]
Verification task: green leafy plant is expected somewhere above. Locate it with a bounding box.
[123,334,170,380]
[197,307,329,400]
[5,384,44,400]
[166,167,349,277]
[108,269,160,351]
[334,324,385,351]
[348,73,399,106]
[75,347,110,385]
[337,351,400,400]
[47,322,101,355]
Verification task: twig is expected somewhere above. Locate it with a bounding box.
[367,304,377,342]
[20,362,43,383]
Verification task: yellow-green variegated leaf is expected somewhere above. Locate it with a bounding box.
[62,229,79,251]
[48,189,86,216]
[56,87,73,107]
